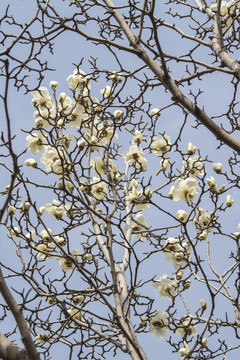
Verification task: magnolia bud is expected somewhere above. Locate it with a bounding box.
[9,227,20,236]
[139,316,148,328]
[150,108,161,117]
[200,298,207,312]
[226,194,234,207]
[38,206,45,216]
[50,81,59,89]
[57,119,64,127]
[212,162,222,174]
[176,209,188,222]
[114,109,124,120]
[133,130,143,145]
[8,205,16,216]
[19,202,31,213]
[206,176,217,193]
[183,279,191,289]
[83,253,92,261]
[160,159,170,172]
[25,158,38,168]
[73,295,85,304]
[176,270,184,280]
[187,142,197,155]
[218,184,225,193]
[168,185,175,199]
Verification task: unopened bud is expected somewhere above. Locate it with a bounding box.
[187,142,197,155]
[212,162,222,174]
[50,81,59,89]
[25,158,38,168]
[200,298,207,312]
[8,205,16,216]
[83,253,92,261]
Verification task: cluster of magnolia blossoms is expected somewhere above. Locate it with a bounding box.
[7,200,92,272]
[210,0,240,35]
[26,69,124,189]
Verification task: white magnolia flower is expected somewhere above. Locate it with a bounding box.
[100,85,112,98]
[193,208,214,235]
[173,177,200,202]
[7,205,16,216]
[123,144,148,170]
[176,317,197,337]
[168,185,175,199]
[33,105,56,129]
[83,122,118,150]
[91,178,109,200]
[151,135,171,157]
[26,132,46,154]
[187,142,197,155]
[36,243,55,258]
[67,306,82,320]
[160,159,170,172]
[44,199,70,219]
[72,295,85,304]
[126,186,151,211]
[176,209,188,222]
[178,341,190,355]
[19,201,31,213]
[149,311,169,338]
[164,237,192,270]
[58,250,81,273]
[108,72,123,83]
[77,139,87,151]
[65,102,89,128]
[97,121,118,143]
[83,253,92,261]
[181,156,204,178]
[40,228,53,242]
[25,229,35,241]
[49,80,59,89]
[226,194,234,207]
[41,146,73,179]
[152,274,177,299]
[67,69,91,94]
[150,108,161,116]
[113,109,124,120]
[19,202,30,214]
[131,213,148,241]
[133,130,143,145]
[210,0,236,35]
[206,176,217,193]
[9,227,20,236]
[55,236,67,246]
[90,157,119,178]
[35,333,48,343]
[31,87,53,109]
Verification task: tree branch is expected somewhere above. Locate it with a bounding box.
[0,267,40,360]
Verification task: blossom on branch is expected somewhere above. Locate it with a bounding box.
[173,177,200,203]
[149,311,169,338]
[151,135,171,157]
[26,132,46,154]
[164,237,192,270]
[131,213,148,241]
[152,274,177,299]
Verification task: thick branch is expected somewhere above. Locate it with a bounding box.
[0,332,29,360]
[0,268,40,360]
